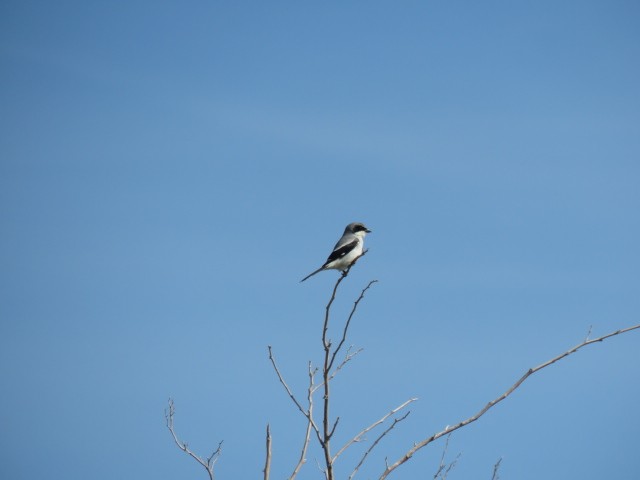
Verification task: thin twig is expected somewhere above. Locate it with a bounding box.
[440,453,461,480]
[327,346,364,384]
[322,250,370,352]
[322,311,335,480]
[584,324,593,342]
[263,424,271,480]
[312,346,364,395]
[349,411,411,480]
[314,457,327,478]
[333,346,363,374]
[379,323,640,479]
[491,457,503,480]
[432,434,460,480]
[268,346,307,415]
[333,398,417,463]
[268,346,322,441]
[328,280,378,372]
[290,362,317,480]
[320,251,372,480]
[320,269,350,480]
[433,434,450,479]
[165,398,222,480]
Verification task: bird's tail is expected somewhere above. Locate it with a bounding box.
[300,266,325,283]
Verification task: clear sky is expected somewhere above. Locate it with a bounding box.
[1,2,639,479]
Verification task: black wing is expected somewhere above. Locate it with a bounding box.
[323,239,358,267]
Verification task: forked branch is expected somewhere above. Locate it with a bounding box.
[289,362,317,480]
[349,411,412,480]
[268,346,322,443]
[379,323,640,479]
[333,397,417,463]
[320,256,376,480]
[432,434,460,480]
[165,398,223,480]
[329,280,378,372]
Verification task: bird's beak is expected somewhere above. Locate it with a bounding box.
[366,228,372,233]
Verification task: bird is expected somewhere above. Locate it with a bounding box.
[301,222,372,282]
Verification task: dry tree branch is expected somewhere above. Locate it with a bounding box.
[328,346,363,383]
[379,323,640,479]
[320,254,375,480]
[311,346,364,391]
[268,345,322,442]
[289,362,317,480]
[291,419,314,480]
[432,434,460,480]
[584,324,593,342]
[333,398,417,464]
[348,411,412,480]
[491,457,503,480]
[267,345,307,415]
[437,453,460,480]
[263,424,271,480]
[267,251,375,479]
[319,266,351,480]
[165,398,222,480]
[321,249,370,353]
[328,279,378,372]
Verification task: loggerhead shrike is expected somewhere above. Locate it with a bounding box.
[301,222,372,282]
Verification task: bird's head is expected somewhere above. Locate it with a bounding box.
[346,222,372,238]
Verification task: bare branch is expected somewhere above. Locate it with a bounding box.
[334,398,417,463]
[584,324,593,342]
[290,362,316,480]
[314,457,327,479]
[321,250,370,352]
[328,416,340,440]
[440,453,460,480]
[321,339,333,480]
[268,345,306,415]
[312,346,364,396]
[379,323,640,479]
[263,424,271,480]
[328,346,364,383]
[349,411,411,480]
[165,398,222,480]
[491,457,503,480]
[319,253,372,480]
[320,272,346,480]
[432,435,460,480]
[322,268,347,349]
[290,419,313,479]
[268,345,322,441]
[207,442,224,468]
[433,434,450,479]
[328,279,378,371]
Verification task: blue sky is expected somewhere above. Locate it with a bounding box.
[1,1,639,479]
